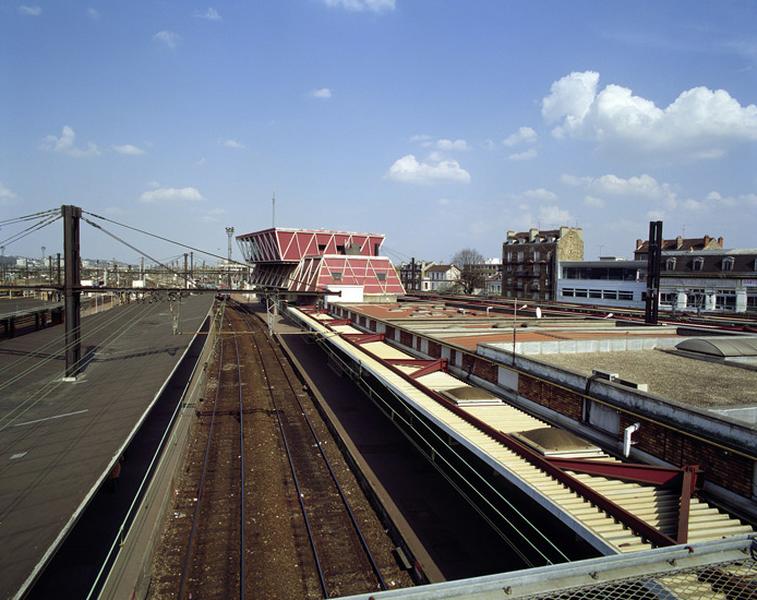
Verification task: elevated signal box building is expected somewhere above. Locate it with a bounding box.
[237,228,406,303]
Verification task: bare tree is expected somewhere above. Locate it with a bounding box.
[451,248,486,294]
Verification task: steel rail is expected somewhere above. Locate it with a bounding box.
[233,300,388,592]
[232,333,247,600]
[238,303,329,598]
[177,303,228,599]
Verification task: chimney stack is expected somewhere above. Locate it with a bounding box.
[717,236,724,247]
[675,235,683,249]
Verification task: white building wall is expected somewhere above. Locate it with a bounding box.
[557,278,646,309]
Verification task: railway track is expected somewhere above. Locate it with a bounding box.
[176,301,246,599]
[231,299,388,598]
[151,299,406,599]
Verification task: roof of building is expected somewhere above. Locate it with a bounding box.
[426,264,457,273]
[0,295,213,598]
[236,226,383,239]
[537,349,757,410]
[635,236,723,253]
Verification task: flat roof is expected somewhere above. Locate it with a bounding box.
[0,294,212,598]
[335,301,754,411]
[537,349,757,410]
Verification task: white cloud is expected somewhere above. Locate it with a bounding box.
[310,87,332,99]
[386,154,470,184]
[706,191,757,207]
[583,195,606,208]
[0,182,18,204]
[41,126,100,157]
[153,30,180,49]
[538,205,573,226]
[194,7,222,21]
[503,126,538,147]
[523,188,557,202]
[409,133,432,143]
[112,144,145,156]
[647,210,666,221]
[18,5,41,16]
[482,139,496,150]
[411,135,468,151]
[542,70,757,157]
[508,148,537,161]
[87,7,99,19]
[221,138,245,149]
[195,157,207,166]
[561,173,676,207]
[323,0,395,13]
[435,138,469,151]
[139,187,203,203]
[197,207,227,223]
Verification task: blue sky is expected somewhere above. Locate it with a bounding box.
[1,0,755,264]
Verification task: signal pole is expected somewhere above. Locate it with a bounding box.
[225,226,234,289]
[62,205,82,379]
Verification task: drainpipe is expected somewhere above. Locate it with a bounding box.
[623,422,641,457]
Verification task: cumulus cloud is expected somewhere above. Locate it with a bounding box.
[41,126,100,157]
[508,148,538,161]
[153,30,180,49]
[503,126,538,147]
[435,138,469,151]
[411,135,468,151]
[221,138,245,149]
[561,173,676,208]
[0,182,18,204]
[323,0,395,12]
[538,205,573,226]
[706,191,757,207]
[194,7,222,21]
[139,187,203,203]
[386,154,470,184]
[112,144,145,156]
[542,70,757,157]
[523,188,557,202]
[18,5,41,16]
[87,7,99,19]
[310,87,332,99]
[583,195,606,208]
[197,207,227,223]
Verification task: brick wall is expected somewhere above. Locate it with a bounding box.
[519,374,583,421]
[620,414,753,497]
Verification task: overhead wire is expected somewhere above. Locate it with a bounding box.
[83,211,250,268]
[0,300,163,435]
[0,214,61,250]
[0,208,58,227]
[82,217,203,288]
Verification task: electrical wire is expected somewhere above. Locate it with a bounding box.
[0,301,162,435]
[0,300,148,399]
[0,214,61,249]
[0,208,58,227]
[83,210,250,268]
[82,218,203,288]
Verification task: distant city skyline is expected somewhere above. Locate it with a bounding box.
[1,1,755,264]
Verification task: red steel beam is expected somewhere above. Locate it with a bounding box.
[408,358,447,380]
[319,318,677,548]
[676,465,699,544]
[342,333,385,344]
[546,458,685,487]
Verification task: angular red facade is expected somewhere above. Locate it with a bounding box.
[237,228,405,298]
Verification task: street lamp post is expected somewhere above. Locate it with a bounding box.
[512,300,527,365]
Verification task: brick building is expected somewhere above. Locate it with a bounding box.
[501,227,584,301]
[634,234,724,260]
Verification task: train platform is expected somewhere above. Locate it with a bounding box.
[0,294,213,599]
[287,307,754,564]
